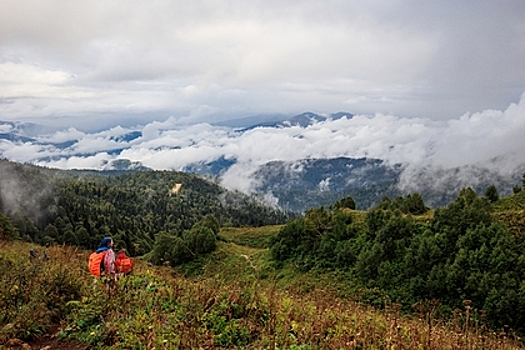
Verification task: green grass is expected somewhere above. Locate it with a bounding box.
[219,225,283,249]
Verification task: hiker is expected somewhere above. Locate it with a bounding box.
[98,237,116,277]
[88,237,116,291]
[115,249,134,277]
[29,249,49,262]
[29,249,38,262]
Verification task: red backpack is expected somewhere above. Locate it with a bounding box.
[88,251,106,277]
[116,257,133,274]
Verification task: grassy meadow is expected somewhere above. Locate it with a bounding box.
[1,225,524,349]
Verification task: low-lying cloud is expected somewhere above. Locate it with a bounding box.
[1,92,525,195]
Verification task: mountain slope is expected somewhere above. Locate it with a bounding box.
[250,157,524,211]
[253,157,402,211]
[2,117,524,213]
[0,159,292,255]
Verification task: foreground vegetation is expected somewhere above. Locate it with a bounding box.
[1,239,524,349]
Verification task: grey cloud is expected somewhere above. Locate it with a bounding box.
[1,1,524,125]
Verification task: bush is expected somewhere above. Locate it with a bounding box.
[0,213,20,240]
[152,216,219,266]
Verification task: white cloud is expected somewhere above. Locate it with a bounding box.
[431,94,525,169]
[0,124,13,133]
[36,127,85,143]
[4,94,525,183]
[35,153,113,170]
[4,93,524,190]
[1,142,55,163]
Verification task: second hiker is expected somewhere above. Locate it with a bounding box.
[115,249,134,276]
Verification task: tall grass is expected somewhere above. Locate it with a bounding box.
[1,240,523,349]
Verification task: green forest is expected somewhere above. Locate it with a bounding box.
[0,159,291,258]
[2,158,525,339]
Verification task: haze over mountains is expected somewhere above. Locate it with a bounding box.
[2,95,525,211]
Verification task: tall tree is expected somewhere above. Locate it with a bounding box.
[484,184,499,203]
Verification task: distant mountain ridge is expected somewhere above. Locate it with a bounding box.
[240,111,353,130]
[182,156,236,176]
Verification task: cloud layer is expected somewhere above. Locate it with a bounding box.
[1,1,525,129]
[2,93,525,195]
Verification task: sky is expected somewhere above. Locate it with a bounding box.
[1,0,525,129]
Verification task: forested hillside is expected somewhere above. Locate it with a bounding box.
[0,159,291,257]
[270,184,525,334]
[252,156,525,212]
